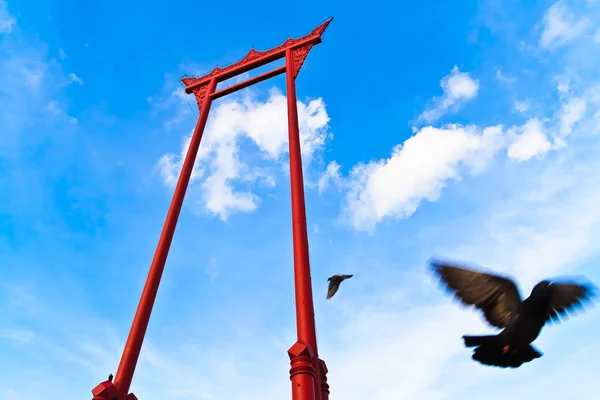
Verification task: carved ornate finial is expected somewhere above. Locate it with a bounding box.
[291,44,314,79]
[180,17,333,88]
[190,83,211,112]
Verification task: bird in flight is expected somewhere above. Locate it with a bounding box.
[430,259,596,368]
[326,274,353,299]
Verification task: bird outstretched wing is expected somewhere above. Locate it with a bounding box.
[326,281,340,299]
[326,274,353,299]
[431,260,522,329]
[544,281,596,323]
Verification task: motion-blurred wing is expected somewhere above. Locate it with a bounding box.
[545,281,596,323]
[431,260,522,329]
[326,280,340,299]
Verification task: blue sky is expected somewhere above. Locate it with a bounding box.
[2,0,600,398]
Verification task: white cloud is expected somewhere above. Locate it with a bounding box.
[539,0,591,49]
[47,101,77,124]
[558,95,586,136]
[514,100,530,113]
[495,68,517,83]
[506,118,552,162]
[418,66,480,123]
[343,124,504,232]
[552,80,599,139]
[0,0,15,35]
[157,88,331,220]
[68,72,84,85]
[59,48,68,60]
[555,74,571,94]
[318,161,342,193]
[241,91,330,161]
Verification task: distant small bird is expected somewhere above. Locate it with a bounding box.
[326,274,353,299]
[108,374,113,382]
[430,259,596,368]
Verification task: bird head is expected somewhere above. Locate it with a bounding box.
[531,280,552,295]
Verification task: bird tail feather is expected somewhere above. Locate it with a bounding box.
[462,335,497,347]
[471,344,543,368]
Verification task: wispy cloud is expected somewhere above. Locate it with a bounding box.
[0,5,81,145]
[495,68,517,84]
[1,328,35,344]
[513,100,530,113]
[205,257,220,281]
[0,0,15,35]
[318,160,342,194]
[418,66,480,123]
[539,0,592,49]
[68,72,84,85]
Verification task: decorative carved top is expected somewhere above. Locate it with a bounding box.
[181,17,332,88]
[292,44,314,79]
[190,81,212,112]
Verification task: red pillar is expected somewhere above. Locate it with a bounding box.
[285,47,324,400]
[111,78,218,400]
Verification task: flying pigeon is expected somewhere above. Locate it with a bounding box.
[326,274,353,299]
[430,259,596,368]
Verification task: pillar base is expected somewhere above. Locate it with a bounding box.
[91,380,117,400]
[91,380,137,400]
[317,358,330,400]
[288,340,316,400]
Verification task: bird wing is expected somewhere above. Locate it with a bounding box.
[326,280,340,299]
[431,261,522,329]
[544,282,596,323]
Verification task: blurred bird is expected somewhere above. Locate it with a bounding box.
[430,259,596,368]
[326,274,353,299]
[108,374,113,382]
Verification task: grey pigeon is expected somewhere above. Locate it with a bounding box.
[327,274,353,299]
[430,259,596,368]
